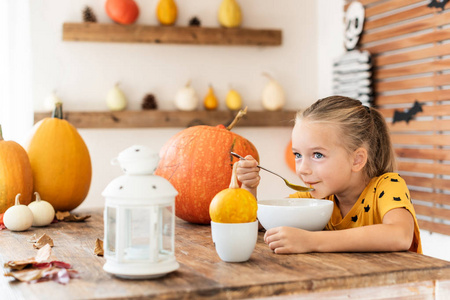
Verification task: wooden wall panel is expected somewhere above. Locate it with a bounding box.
[347,0,450,235]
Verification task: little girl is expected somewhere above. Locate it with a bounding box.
[236,96,422,254]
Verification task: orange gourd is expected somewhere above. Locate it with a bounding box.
[105,0,139,25]
[0,125,33,213]
[155,108,259,224]
[285,139,296,173]
[209,162,257,223]
[26,103,92,212]
[156,0,178,26]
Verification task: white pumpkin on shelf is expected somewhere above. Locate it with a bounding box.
[106,83,128,111]
[261,73,285,111]
[174,80,199,111]
[44,91,62,111]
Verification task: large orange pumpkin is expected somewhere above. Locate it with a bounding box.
[26,103,92,211]
[155,109,259,224]
[0,125,33,213]
[105,0,139,25]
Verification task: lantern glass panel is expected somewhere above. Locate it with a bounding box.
[161,206,174,256]
[105,206,116,257]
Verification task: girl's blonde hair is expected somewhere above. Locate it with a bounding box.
[296,96,396,179]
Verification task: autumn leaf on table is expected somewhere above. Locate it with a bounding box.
[4,244,52,270]
[31,233,54,249]
[94,238,104,256]
[55,211,91,222]
[3,243,79,284]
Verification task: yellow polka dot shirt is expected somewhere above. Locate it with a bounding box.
[289,173,422,253]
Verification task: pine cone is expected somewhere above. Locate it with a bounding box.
[189,17,201,27]
[83,6,97,23]
[142,94,158,110]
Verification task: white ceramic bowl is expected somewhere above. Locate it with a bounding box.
[211,220,258,263]
[257,198,333,231]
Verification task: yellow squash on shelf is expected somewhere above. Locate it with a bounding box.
[157,0,178,26]
[218,0,242,28]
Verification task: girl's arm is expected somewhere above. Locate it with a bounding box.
[264,207,414,253]
[235,155,260,198]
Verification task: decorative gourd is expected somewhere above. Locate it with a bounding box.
[26,103,92,212]
[203,85,219,110]
[174,80,199,111]
[225,87,242,111]
[44,91,62,111]
[106,83,127,111]
[3,194,34,231]
[261,73,286,111]
[209,162,257,223]
[218,0,242,28]
[28,192,55,227]
[157,0,178,26]
[155,108,259,224]
[105,0,139,25]
[0,125,33,214]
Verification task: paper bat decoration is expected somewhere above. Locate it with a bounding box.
[392,101,423,124]
[428,0,449,10]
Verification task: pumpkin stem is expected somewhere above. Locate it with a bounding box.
[15,193,21,206]
[34,192,41,202]
[226,106,247,131]
[52,102,63,119]
[0,124,3,141]
[229,162,240,189]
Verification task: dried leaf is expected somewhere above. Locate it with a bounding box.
[5,268,48,282]
[0,213,4,231]
[56,211,91,222]
[35,244,52,262]
[28,234,38,243]
[4,258,37,270]
[94,239,104,256]
[55,211,71,221]
[33,234,54,249]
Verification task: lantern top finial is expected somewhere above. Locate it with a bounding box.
[111,145,159,175]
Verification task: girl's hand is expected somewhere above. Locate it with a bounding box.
[264,227,314,254]
[235,155,260,196]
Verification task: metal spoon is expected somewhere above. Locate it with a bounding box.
[230,152,314,192]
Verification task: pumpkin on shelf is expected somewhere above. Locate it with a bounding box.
[0,125,34,214]
[155,108,259,224]
[105,0,139,25]
[26,103,92,212]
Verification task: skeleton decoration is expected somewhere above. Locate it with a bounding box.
[333,1,373,106]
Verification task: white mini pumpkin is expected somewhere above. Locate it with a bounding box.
[28,192,55,227]
[174,80,199,111]
[3,194,34,231]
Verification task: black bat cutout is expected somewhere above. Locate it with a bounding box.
[392,101,423,124]
[428,0,449,10]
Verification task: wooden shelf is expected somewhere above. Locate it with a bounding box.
[62,22,282,46]
[34,110,296,129]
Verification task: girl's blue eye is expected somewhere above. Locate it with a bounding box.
[293,152,301,159]
[313,152,324,159]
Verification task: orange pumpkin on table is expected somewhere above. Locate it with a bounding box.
[155,108,259,224]
[105,0,139,25]
[0,125,33,213]
[26,103,92,212]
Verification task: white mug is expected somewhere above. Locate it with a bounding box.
[211,220,258,262]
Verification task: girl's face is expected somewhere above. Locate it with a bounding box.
[292,119,357,199]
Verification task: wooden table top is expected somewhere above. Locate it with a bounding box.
[1,208,450,300]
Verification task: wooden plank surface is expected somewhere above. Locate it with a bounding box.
[374,43,450,67]
[1,208,450,300]
[63,23,282,46]
[34,110,297,129]
[376,89,450,105]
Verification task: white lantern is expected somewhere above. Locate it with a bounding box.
[102,145,179,279]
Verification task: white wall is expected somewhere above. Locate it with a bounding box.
[29,0,450,262]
